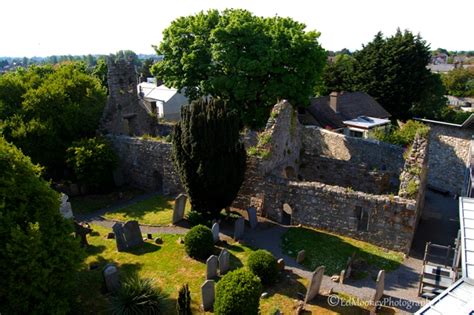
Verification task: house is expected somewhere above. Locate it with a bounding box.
[299,91,391,138]
[137,79,189,121]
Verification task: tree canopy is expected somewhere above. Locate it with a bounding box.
[172,98,246,217]
[319,29,438,120]
[0,62,107,176]
[442,67,474,97]
[0,137,81,313]
[153,9,326,128]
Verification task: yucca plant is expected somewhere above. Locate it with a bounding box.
[110,276,164,315]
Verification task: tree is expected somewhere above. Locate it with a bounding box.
[0,137,81,314]
[442,67,474,97]
[139,58,155,80]
[352,30,432,120]
[172,98,246,217]
[92,57,108,91]
[317,54,356,95]
[0,62,107,177]
[153,9,326,128]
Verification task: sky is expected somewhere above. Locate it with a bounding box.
[2,0,473,57]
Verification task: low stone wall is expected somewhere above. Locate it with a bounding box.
[302,127,405,176]
[109,136,182,195]
[426,124,472,195]
[300,154,394,194]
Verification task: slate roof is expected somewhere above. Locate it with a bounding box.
[304,92,391,129]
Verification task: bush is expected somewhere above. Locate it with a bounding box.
[186,210,213,227]
[247,250,279,285]
[176,283,191,315]
[111,276,164,315]
[0,138,82,314]
[184,225,214,259]
[214,268,262,315]
[66,136,117,190]
[373,120,429,146]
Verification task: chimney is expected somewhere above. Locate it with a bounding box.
[330,92,340,113]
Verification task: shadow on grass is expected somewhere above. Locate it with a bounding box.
[281,227,403,276]
[84,244,107,257]
[265,269,307,300]
[126,242,162,256]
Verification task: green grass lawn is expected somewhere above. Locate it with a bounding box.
[281,227,404,276]
[102,195,192,225]
[76,224,385,315]
[70,188,144,215]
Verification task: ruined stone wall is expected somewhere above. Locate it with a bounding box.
[301,127,405,182]
[426,124,472,194]
[299,155,393,194]
[109,136,182,195]
[101,59,156,136]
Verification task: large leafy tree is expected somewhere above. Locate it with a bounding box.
[0,137,82,314]
[317,54,356,95]
[442,67,474,97]
[353,30,432,119]
[172,99,246,217]
[0,62,107,176]
[153,9,326,128]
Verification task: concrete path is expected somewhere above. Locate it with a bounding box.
[77,188,459,314]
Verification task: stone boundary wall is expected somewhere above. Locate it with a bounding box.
[108,136,182,195]
[426,124,472,195]
[301,127,405,179]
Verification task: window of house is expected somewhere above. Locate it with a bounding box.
[349,130,363,138]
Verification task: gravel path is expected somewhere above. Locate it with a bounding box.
[77,194,434,314]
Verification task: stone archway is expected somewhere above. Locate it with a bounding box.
[283,166,296,179]
[282,203,293,225]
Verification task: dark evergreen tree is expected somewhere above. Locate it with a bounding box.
[176,284,192,314]
[172,99,246,217]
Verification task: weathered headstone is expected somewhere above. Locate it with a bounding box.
[201,280,215,311]
[212,223,220,243]
[103,263,120,293]
[172,193,187,224]
[296,250,306,264]
[74,221,92,247]
[277,258,285,271]
[218,249,230,275]
[59,193,74,219]
[206,255,218,280]
[372,270,385,305]
[123,220,144,249]
[112,222,127,252]
[247,207,258,229]
[304,265,325,304]
[234,217,245,240]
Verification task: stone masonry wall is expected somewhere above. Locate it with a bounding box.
[301,127,405,184]
[300,155,393,194]
[109,136,182,195]
[427,124,472,195]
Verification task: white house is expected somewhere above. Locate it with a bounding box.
[137,79,189,121]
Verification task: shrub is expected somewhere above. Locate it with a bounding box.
[66,136,118,190]
[184,225,214,259]
[247,250,279,285]
[0,138,82,314]
[214,268,262,315]
[176,284,191,315]
[373,120,429,146]
[186,210,212,227]
[111,276,164,315]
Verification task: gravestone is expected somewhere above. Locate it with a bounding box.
[372,270,385,305]
[112,222,127,252]
[74,221,92,247]
[123,220,144,249]
[212,223,220,243]
[218,249,230,275]
[206,255,218,280]
[304,265,325,304]
[247,207,258,229]
[296,250,306,264]
[172,193,187,224]
[277,258,285,271]
[201,280,215,311]
[59,193,74,219]
[234,217,244,240]
[103,263,120,293]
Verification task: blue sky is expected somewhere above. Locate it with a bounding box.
[2,0,473,57]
